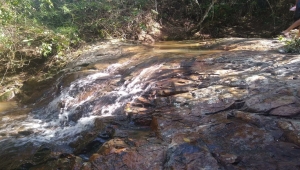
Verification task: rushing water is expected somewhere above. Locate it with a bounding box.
[0,40,222,168]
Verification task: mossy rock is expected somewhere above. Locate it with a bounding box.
[0,90,15,102]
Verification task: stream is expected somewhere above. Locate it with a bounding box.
[1,39,300,169]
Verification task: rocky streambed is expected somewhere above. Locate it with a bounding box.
[1,38,300,169]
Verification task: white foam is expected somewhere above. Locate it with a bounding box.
[0,63,162,146]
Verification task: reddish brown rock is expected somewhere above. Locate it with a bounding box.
[91,145,166,170]
[97,138,129,155]
[165,143,220,169]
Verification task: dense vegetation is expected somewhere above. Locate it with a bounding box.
[0,0,298,92]
[0,0,156,78]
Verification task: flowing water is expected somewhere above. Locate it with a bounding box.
[0,40,223,168]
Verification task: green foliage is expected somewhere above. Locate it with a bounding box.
[279,37,300,53]
[0,0,151,77]
[0,7,12,25]
[40,42,52,57]
[158,0,289,37]
[27,0,149,39]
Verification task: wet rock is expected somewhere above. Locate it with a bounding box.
[70,132,100,155]
[18,162,34,170]
[97,138,129,155]
[232,110,264,127]
[269,105,300,116]
[135,96,154,106]
[189,85,248,116]
[151,108,206,144]
[131,114,153,126]
[256,142,300,169]
[67,44,122,68]
[217,153,239,164]
[195,114,300,169]
[156,89,189,97]
[165,143,219,169]
[60,71,97,88]
[297,87,300,97]
[76,137,107,156]
[71,123,115,156]
[68,110,84,122]
[231,111,284,142]
[113,129,128,138]
[30,155,83,170]
[91,144,166,170]
[0,142,41,169]
[245,93,296,113]
[33,147,52,164]
[191,98,235,116]
[125,128,156,147]
[18,130,34,136]
[277,120,300,146]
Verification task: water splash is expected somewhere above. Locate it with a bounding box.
[0,63,162,146]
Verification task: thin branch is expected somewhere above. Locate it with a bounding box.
[188,0,217,35]
[192,0,201,8]
[265,0,275,29]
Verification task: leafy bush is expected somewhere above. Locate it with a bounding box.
[0,0,150,77]
[279,37,300,53]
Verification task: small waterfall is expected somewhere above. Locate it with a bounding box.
[0,62,162,146]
